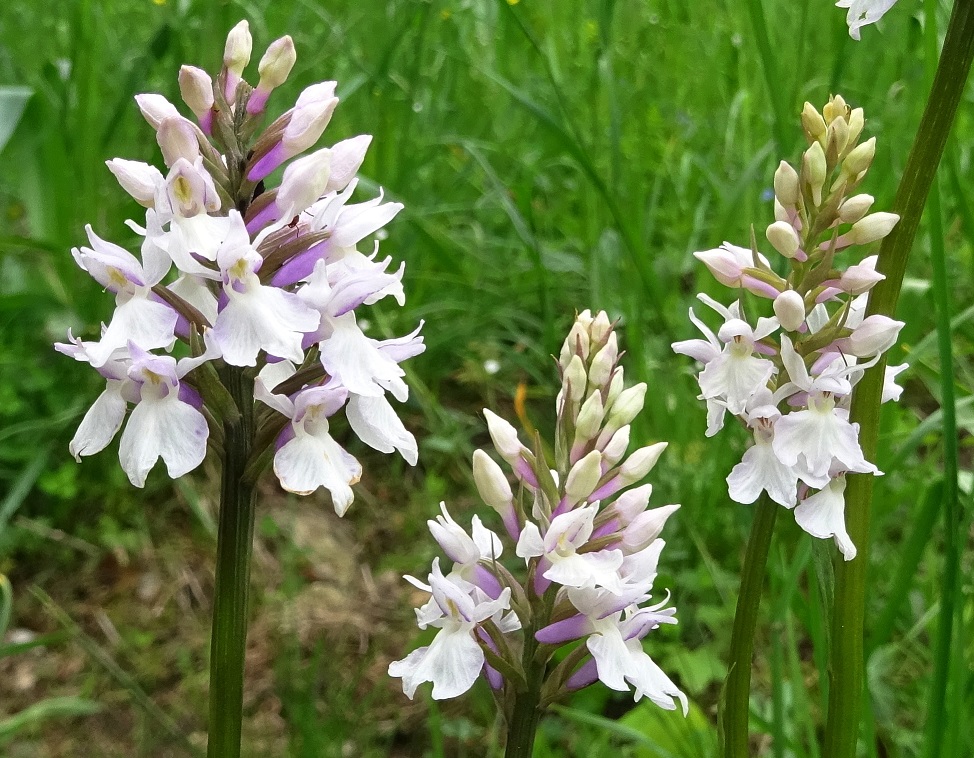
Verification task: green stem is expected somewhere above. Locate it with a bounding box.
[207,367,257,758]
[721,495,778,758]
[504,622,545,757]
[922,147,960,758]
[824,2,974,756]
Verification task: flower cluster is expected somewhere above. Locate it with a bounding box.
[673,96,907,560]
[390,312,686,715]
[55,21,421,513]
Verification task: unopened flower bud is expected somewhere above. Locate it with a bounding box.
[588,333,618,389]
[604,368,625,409]
[823,94,848,124]
[613,483,653,523]
[842,137,876,178]
[801,102,827,143]
[694,243,769,288]
[601,425,630,466]
[774,161,800,206]
[483,409,525,465]
[325,135,372,193]
[224,20,252,76]
[248,36,297,115]
[590,311,612,344]
[283,82,339,153]
[178,66,214,126]
[838,193,874,224]
[827,115,849,155]
[605,383,647,431]
[156,116,199,166]
[838,315,904,357]
[773,290,806,332]
[847,107,865,145]
[849,212,899,244]
[563,355,587,403]
[803,141,827,206]
[773,198,789,223]
[766,221,801,258]
[106,159,164,208]
[565,450,603,505]
[560,320,591,368]
[839,255,884,294]
[619,442,667,484]
[574,391,605,445]
[472,449,514,512]
[621,504,681,553]
[135,93,180,130]
[276,147,332,216]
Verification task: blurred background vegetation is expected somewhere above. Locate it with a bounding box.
[0,0,971,755]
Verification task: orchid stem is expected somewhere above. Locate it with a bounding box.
[207,366,257,758]
[721,494,777,758]
[504,621,545,758]
[824,2,974,756]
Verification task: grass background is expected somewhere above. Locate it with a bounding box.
[0,0,971,755]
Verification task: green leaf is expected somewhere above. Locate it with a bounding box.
[0,86,32,154]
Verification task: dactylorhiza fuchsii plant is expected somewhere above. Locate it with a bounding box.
[53,21,421,757]
[389,311,686,758]
[672,96,906,561]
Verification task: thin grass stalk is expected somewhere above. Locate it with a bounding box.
[721,494,778,758]
[824,2,974,755]
[207,367,256,758]
[921,154,960,758]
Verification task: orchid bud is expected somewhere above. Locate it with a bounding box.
[276,147,332,216]
[838,315,904,357]
[178,66,214,126]
[573,391,605,445]
[588,332,618,389]
[106,159,164,208]
[694,243,768,287]
[565,450,603,505]
[223,20,252,77]
[773,198,789,223]
[601,425,630,466]
[801,102,827,143]
[605,383,647,431]
[156,117,200,167]
[247,36,297,115]
[483,409,525,465]
[826,116,849,155]
[612,483,653,523]
[618,442,667,485]
[838,193,874,224]
[839,255,884,294]
[849,212,899,244]
[325,135,372,193]
[773,161,800,206]
[559,321,591,368]
[823,94,848,124]
[847,107,865,145]
[135,93,180,130]
[766,221,801,258]
[590,311,612,344]
[472,449,514,512]
[842,137,876,178]
[773,290,806,332]
[563,355,587,403]
[803,141,827,206]
[604,367,625,409]
[621,504,681,553]
[283,82,339,153]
